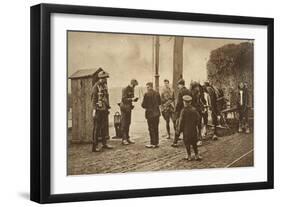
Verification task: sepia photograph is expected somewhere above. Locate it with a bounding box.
[67,31,254,175]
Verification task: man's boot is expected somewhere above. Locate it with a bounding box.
[245,124,250,134]
[102,144,114,149]
[122,131,129,145]
[92,144,100,152]
[172,133,179,147]
[126,130,135,144]
[184,155,192,161]
[122,139,129,145]
[212,132,218,140]
[167,132,171,139]
[127,139,135,144]
[171,142,179,147]
[166,124,171,139]
[238,122,243,133]
[195,154,202,161]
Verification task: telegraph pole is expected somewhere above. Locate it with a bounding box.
[173,36,184,94]
[155,36,160,92]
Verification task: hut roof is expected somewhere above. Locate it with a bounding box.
[69,68,103,79]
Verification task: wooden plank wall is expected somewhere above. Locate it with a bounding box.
[80,79,86,141]
[84,78,94,142]
[71,80,80,143]
[70,77,95,143]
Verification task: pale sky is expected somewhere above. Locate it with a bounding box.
[68,31,248,91]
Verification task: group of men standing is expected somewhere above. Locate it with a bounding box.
[140,79,203,160]
[90,69,250,161]
[91,71,140,152]
[90,69,205,160]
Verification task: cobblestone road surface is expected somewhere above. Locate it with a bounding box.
[67,119,253,175]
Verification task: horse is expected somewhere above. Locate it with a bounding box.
[202,82,228,139]
[189,81,208,141]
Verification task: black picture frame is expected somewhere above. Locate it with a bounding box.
[30,3,274,204]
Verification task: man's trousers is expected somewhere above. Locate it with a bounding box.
[147,116,160,145]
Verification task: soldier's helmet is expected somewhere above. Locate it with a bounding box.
[98,71,109,79]
[183,95,192,102]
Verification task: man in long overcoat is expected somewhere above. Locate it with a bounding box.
[141,82,161,148]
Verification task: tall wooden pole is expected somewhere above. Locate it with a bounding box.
[155,36,160,92]
[173,36,184,94]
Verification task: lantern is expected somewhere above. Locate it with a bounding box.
[113,112,122,138]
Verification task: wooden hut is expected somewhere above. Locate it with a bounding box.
[69,68,103,143]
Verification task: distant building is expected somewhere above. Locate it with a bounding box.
[69,68,103,143]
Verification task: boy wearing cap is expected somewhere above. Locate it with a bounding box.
[172,78,192,147]
[176,95,202,161]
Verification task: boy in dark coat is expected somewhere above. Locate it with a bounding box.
[141,82,161,148]
[176,95,202,161]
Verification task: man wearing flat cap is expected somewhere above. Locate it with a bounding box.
[119,79,139,145]
[176,95,202,161]
[172,78,192,147]
[91,69,113,152]
[141,82,161,148]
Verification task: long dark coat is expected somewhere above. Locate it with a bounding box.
[175,86,192,117]
[177,105,200,145]
[141,90,161,119]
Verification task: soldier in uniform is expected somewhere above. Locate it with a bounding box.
[171,78,192,147]
[120,79,139,145]
[141,82,161,148]
[176,95,202,161]
[160,79,176,139]
[91,70,114,152]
